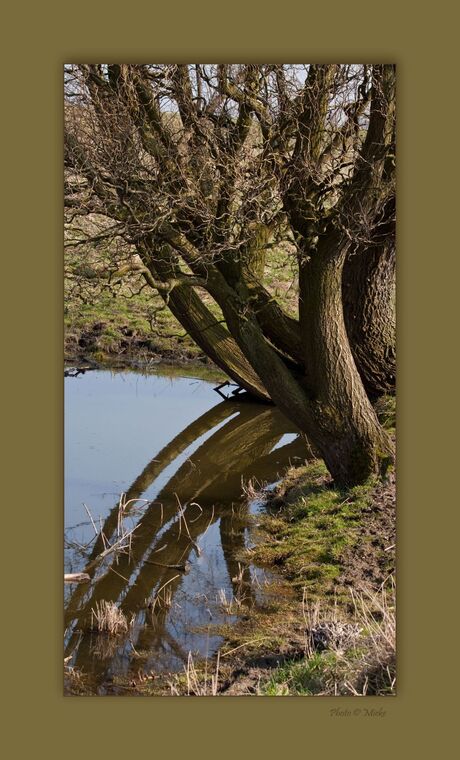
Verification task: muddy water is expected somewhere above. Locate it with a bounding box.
[65,367,308,691]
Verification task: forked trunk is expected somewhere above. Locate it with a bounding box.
[142,250,270,402]
[164,285,270,401]
[209,260,393,485]
[299,232,394,485]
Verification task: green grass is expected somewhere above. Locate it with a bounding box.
[250,460,376,596]
[64,244,299,366]
[258,577,396,696]
[64,287,205,362]
[375,394,396,431]
[261,652,341,695]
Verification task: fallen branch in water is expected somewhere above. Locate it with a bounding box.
[143,559,190,572]
[64,573,90,583]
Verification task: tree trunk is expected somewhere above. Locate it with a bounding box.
[203,269,391,485]
[140,236,394,486]
[343,242,396,397]
[298,231,394,485]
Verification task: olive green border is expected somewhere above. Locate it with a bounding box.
[3,1,457,755]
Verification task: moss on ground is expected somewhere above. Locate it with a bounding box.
[248,460,378,599]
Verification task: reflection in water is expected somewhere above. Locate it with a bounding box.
[65,370,309,689]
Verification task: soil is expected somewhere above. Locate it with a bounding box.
[340,469,396,591]
[65,321,209,369]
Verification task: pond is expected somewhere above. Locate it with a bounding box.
[64,366,308,692]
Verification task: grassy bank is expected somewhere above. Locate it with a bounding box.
[64,247,298,368]
[219,465,395,696]
[216,398,396,696]
[64,288,209,366]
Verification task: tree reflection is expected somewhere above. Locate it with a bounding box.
[65,396,308,685]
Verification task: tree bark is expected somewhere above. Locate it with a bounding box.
[343,241,396,397]
[163,283,270,401]
[298,230,394,484]
[245,277,304,364]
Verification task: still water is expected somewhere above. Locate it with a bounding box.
[65,367,308,690]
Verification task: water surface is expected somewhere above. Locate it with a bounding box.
[65,368,308,690]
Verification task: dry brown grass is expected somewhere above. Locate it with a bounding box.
[169,651,221,696]
[64,662,90,695]
[258,579,396,696]
[147,576,178,619]
[90,600,132,635]
[217,587,247,615]
[346,579,396,695]
[301,580,396,696]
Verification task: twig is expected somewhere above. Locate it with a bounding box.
[143,560,188,571]
[86,525,140,571]
[150,574,180,612]
[83,503,99,537]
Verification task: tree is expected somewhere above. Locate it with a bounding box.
[64,63,396,486]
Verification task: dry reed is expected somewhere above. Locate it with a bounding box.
[90,600,132,635]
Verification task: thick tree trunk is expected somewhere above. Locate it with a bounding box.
[140,236,394,485]
[206,274,391,485]
[297,232,394,484]
[343,242,396,397]
[242,239,396,396]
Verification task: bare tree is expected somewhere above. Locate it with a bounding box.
[64,63,396,485]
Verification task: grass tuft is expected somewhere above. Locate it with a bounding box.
[90,600,132,635]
